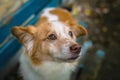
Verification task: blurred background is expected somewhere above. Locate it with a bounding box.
[0,0,120,80]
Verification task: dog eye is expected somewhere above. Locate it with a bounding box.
[48,34,57,40]
[69,31,73,37]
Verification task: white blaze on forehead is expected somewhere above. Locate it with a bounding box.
[50,21,70,38]
[41,8,58,21]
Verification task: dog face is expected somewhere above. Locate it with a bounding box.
[11,21,87,65]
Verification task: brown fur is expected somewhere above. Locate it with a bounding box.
[36,8,87,37]
[11,8,87,66]
[35,8,74,26]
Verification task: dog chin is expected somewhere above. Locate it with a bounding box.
[67,52,82,61]
[67,56,79,60]
[55,55,80,63]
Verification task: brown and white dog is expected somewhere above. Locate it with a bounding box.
[11,8,87,80]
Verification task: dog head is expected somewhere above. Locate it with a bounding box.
[11,21,87,65]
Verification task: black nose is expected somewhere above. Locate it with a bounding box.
[70,44,81,54]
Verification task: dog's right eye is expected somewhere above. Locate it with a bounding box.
[47,34,57,40]
[69,31,73,37]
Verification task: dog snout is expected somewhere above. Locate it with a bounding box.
[70,44,81,54]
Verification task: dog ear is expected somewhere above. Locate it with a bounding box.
[11,26,36,50]
[73,24,88,37]
[66,21,87,37]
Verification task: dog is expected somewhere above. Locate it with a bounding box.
[11,8,87,80]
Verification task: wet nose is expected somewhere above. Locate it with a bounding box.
[70,44,81,54]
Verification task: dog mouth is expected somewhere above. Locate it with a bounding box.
[55,55,80,62]
[67,55,79,60]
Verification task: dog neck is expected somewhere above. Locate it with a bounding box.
[20,53,79,80]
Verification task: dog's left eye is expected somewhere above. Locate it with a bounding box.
[48,34,57,40]
[69,31,73,37]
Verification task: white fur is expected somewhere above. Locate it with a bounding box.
[50,21,76,58]
[41,8,58,21]
[23,34,33,51]
[20,8,80,80]
[20,54,78,80]
[50,21,70,38]
[26,39,33,51]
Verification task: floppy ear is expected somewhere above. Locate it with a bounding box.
[11,26,36,50]
[73,25,88,37]
[66,21,87,37]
